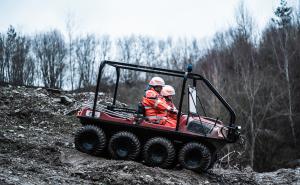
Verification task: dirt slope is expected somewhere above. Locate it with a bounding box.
[0,86,299,185]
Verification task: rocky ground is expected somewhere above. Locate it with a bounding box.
[0,86,299,185]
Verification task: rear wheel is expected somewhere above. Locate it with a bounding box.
[143,137,175,169]
[74,125,106,156]
[179,142,211,172]
[108,131,140,160]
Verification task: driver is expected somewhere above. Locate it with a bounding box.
[161,85,178,128]
[142,77,173,125]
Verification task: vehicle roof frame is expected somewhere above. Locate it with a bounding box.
[92,60,236,130]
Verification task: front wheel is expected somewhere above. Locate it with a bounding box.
[208,151,220,169]
[74,125,106,156]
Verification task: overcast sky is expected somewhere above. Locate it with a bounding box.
[0,0,298,39]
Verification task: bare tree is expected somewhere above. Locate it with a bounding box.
[65,12,77,90]
[116,36,143,83]
[140,36,156,79]
[11,35,31,85]
[75,34,97,88]
[98,35,112,82]
[32,30,67,88]
[99,35,111,61]
[189,38,202,65]
[270,0,297,145]
[156,39,167,65]
[0,33,5,83]
[23,56,35,86]
[4,26,17,83]
[0,27,34,86]
[169,38,182,70]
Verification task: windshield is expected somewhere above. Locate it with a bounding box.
[186,79,231,125]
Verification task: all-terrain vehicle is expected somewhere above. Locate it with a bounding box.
[74,60,240,172]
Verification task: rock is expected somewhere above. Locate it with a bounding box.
[34,128,43,132]
[11,177,20,181]
[60,95,74,105]
[17,134,25,138]
[204,180,210,184]
[139,174,154,183]
[18,126,26,130]
[0,132,6,139]
[53,95,74,105]
[12,90,19,94]
[244,165,253,173]
[38,93,47,97]
[53,98,61,103]
[46,88,61,94]
[0,104,8,109]
[64,109,78,115]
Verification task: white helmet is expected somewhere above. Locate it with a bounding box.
[149,77,165,86]
[161,85,175,96]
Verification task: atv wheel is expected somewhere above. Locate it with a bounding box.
[143,137,175,168]
[179,142,211,172]
[74,125,106,156]
[108,131,140,160]
[208,151,220,169]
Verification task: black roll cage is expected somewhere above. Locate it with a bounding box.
[92,60,236,131]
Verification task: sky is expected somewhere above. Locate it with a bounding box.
[0,0,298,39]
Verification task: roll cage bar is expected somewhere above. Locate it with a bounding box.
[92,60,236,131]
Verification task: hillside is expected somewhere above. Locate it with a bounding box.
[0,86,299,185]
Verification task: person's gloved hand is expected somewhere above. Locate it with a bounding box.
[170,108,178,114]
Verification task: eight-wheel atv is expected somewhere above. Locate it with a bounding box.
[75,61,240,172]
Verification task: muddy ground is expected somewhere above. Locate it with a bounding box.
[0,86,299,185]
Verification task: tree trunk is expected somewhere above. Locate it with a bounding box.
[284,52,296,145]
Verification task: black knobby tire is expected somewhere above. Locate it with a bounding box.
[74,125,106,156]
[108,131,141,160]
[208,151,220,169]
[179,142,211,172]
[143,137,175,169]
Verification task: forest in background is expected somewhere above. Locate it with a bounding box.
[0,0,299,172]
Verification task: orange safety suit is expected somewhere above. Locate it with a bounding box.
[166,100,177,120]
[164,100,177,128]
[142,88,170,125]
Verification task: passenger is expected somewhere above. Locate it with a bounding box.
[142,77,173,125]
[160,85,178,128]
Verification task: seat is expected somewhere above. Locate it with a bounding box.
[137,102,146,117]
